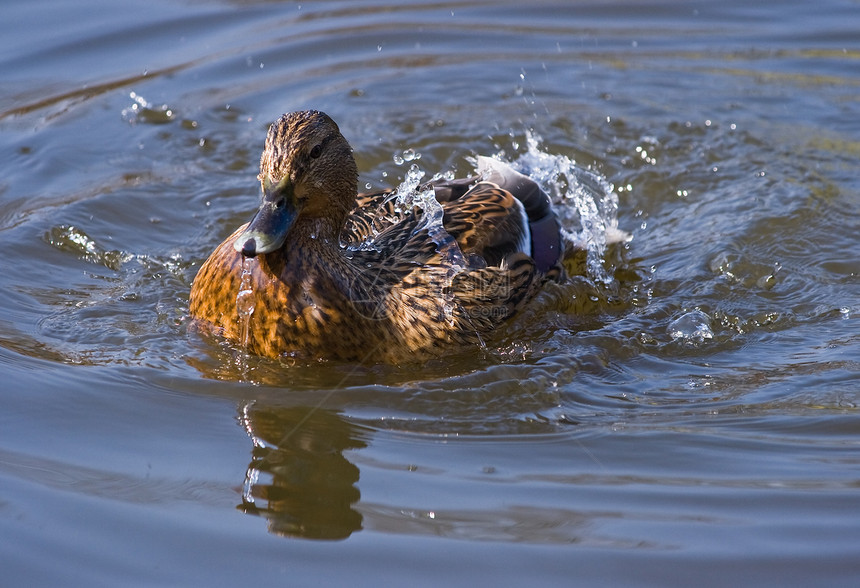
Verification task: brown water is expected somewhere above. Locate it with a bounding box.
[2,0,859,585]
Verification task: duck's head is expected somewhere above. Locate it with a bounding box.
[234,110,358,257]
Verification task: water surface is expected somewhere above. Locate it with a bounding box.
[1,0,858,585]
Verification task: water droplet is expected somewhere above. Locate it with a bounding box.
[668,310,713,345]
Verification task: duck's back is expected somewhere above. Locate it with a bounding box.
[343,157,563,279]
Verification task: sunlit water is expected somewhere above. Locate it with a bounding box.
[1,0,858,586]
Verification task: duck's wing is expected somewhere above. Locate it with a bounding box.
[474,156,564,277]
[345,182,509,272]
[440,181,531,268]
[440,176,564,281]
[342,177,477,248]
[346,158,563,273]
[341,190,556,348]
[341,189,401,248]
[341,162,564,329]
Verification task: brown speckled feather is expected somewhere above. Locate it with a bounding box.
[189,110,564,363]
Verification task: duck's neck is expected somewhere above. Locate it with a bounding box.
[271,216,346,273]
[292,216,340,244]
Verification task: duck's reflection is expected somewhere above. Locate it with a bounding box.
[237,401,368,540]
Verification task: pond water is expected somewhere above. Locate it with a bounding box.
[1,0,858,585]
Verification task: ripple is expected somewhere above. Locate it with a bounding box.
[45,224,131,271]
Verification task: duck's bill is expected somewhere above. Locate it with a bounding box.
[234,177,298,257]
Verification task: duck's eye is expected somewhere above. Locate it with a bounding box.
[309,144,322,159]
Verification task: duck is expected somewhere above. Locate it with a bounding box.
[189,110,565,363]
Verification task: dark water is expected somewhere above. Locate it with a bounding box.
[2,0,858,585]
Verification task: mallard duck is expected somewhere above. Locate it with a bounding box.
[189,110,564,362]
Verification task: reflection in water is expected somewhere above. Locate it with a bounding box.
[237,402,368,540]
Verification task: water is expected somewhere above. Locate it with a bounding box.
[1,0,859,585]
[236,258,256,348]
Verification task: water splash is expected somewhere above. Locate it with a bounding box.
[389,163,468,325]
[506,131,626,284]
[46,224,134,270]
[391,161,426,204]
[236,258,256,348]
[394,163,467,272]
